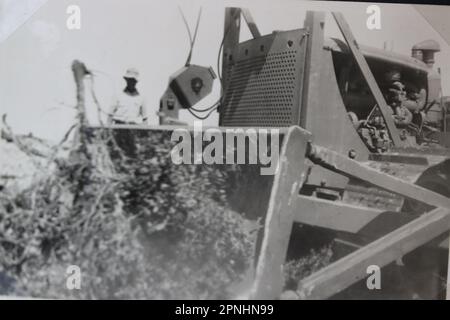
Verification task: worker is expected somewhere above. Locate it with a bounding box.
[403,85,427,113]
[108,67,148,125]
[383,70,413,127]
[108,67,148,157]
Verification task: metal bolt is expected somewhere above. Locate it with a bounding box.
[348,149,356,159]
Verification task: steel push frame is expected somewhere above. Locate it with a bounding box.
[219,8,450,299]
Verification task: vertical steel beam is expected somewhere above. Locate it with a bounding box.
[250,126,311,299]
[301,11,325,128]
[221,8,241,95]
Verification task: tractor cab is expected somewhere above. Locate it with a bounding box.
[329,37,446,148]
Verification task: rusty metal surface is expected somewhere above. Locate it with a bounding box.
[343,158,430,211]
[343,152,448,210]
[343,182,404,211]
[308,144,450,209]
[294,195,384,233]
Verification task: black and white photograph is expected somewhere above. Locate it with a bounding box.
[1,0,450,304]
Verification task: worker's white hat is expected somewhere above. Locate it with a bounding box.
[124,67,140,80]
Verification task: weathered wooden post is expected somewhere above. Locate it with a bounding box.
[71,60,90,150]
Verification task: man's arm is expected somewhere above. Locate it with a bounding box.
[141,98,148,124]
[107,98,118,125]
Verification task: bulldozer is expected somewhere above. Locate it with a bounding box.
[77,8,450,299]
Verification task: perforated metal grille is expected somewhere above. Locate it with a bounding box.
[219,31,306,127]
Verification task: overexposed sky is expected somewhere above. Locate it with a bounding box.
[1,0,450,141]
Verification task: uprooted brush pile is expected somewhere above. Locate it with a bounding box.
[0,121,256,299]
